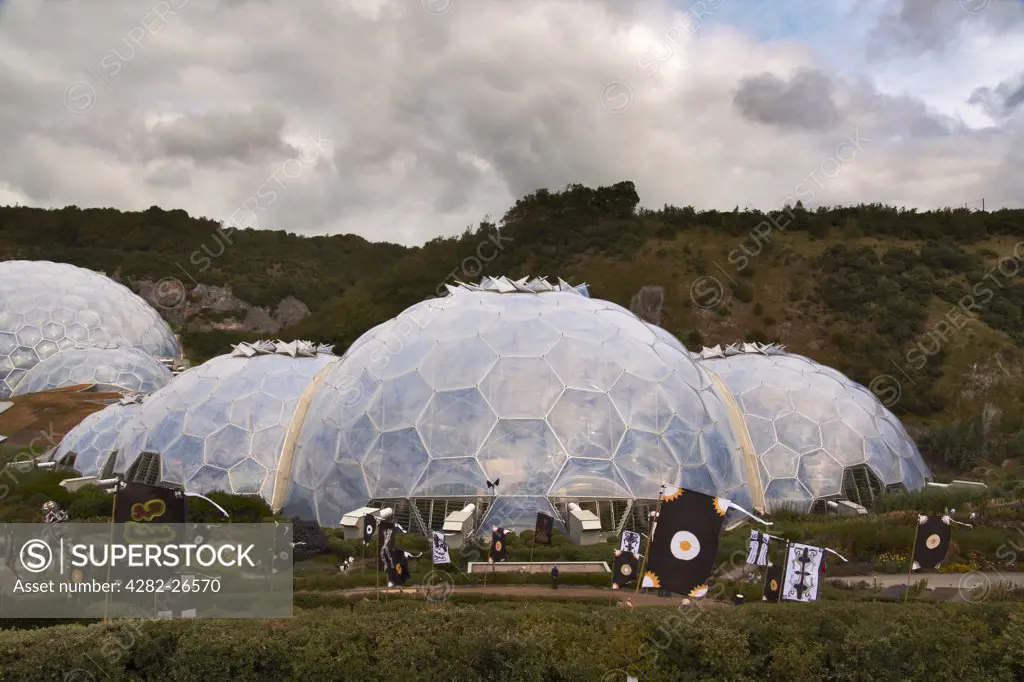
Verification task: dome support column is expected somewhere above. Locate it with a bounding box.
[706,370,766,514]
[271,360,339,513]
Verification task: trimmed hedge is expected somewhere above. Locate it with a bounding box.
[0,602,1021,681]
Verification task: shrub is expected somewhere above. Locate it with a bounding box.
[732,281,755,303]
[0,603,1022,680]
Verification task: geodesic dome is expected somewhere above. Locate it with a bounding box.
[281,276,758,530]
[0,260,180,398]
[52,399,144,478]
[12,345,172,396]
[112,340,338,504]
[696,343,932,512]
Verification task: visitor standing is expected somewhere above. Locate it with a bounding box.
[551,565,559,589]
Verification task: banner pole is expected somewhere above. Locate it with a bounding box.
[635,492,665,596]
[609,547,618,606]
[103,488,117,624]
[761,542,772,600]
[904,521,920,604]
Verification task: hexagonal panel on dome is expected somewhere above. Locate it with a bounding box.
[411,457,490,496]
[609,372,674,434]
[149,410,188,451]
[792,390,840,422]
[418,337,497,390]
[480,357,562,419]
[358,332,437,382]
[797,450,845,498]
[864,438,903,485]
[615,428,684,498]
[699,347,931,511]
[188,465,231,493]
[740,385,794,420]
[312,460,371,526]
[478,419,565,496]
[229,458,268,495]
[604,334,670,383]
[545,337,623,392]
[744,415,777,453]
[701,429,745,493]
[761,443,800,479]
[482,317,562,357]
[764,477,816,513]
[835,398,881,438]
[548,389,625,459]
[362,427,429,497]
[416,388,496,458]
[0,261,181,398]
[661,417,702,467]
[549,458,632,498]
[775,412,823,454]
[205,424,252,469]
[367,370,433,431]
[820,420,866,467]
[292,421,342,489]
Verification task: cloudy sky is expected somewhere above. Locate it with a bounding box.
[0,0,1022,245]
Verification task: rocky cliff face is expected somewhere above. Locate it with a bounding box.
[129,278,310,335]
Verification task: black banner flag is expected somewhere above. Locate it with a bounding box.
[389,547,411,586]
[362,514,377,545]
[612,550,640,589]
[641,486,730,598]
[114,481,187,547]
[489,527,508,563]
[912,514,952,571]
[762,564,783,602]
[114,481,187,525]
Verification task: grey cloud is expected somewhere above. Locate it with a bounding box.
[0,0,1021,244]
[968,70,1024,119]
[150,107,290,163]
[733,69,841,131]
[868,0,1024,58]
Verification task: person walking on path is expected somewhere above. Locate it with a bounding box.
[551,565,559,589]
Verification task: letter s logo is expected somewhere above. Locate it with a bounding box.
[131,498,166,522]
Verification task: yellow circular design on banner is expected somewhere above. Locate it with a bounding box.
[71,569,83,584]
[670,531,700,560]
[620,564,633,577]
[770,579,778,591]
[495,540,503,552]
[926,534,941,550]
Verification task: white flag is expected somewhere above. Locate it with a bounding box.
[619,530,641,554]
[431,531,451,565]
[782,542,822,602]
[746,530,770,566]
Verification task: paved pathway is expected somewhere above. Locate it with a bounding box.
[826,572,1024,589]
[296,584,731,608]
[298,572,1022,604]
